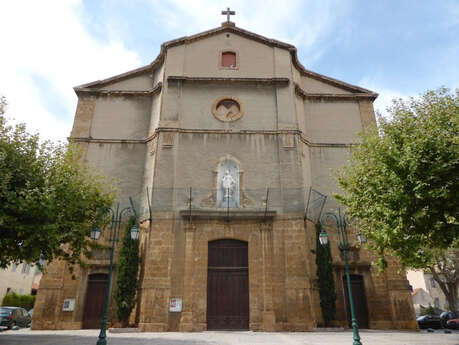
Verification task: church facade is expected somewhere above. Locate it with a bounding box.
[33,20,417,331]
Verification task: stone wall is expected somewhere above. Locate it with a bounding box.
[33,213,417,331]
[132,215,416,331]
[136,214,316,331]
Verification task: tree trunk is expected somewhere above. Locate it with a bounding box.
[429,268,458,311]
[446,282,458,311]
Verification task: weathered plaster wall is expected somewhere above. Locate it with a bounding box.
[169,83,280,130]
[291,67,352,95]
[149,94,162,134]
[166,33,283,78]
[309,146,351,196]
[71,95,96,138]
[299,77,352,95]
[90,97,152,139]
[303,101,363,143]
[102,74,153,91]
[85,143,147,206]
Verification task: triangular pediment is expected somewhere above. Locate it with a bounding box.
[74,22,375,96]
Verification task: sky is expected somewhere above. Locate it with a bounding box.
[0,0,457,142]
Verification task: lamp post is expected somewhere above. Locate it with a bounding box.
[318,208,366,345]
[90,203,139,345]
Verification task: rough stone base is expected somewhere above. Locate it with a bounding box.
[139,323,168,332]
[32,216,418,332]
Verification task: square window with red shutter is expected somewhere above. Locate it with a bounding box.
[221,52,236,68]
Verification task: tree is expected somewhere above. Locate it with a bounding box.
[0,97,115,270]
[337,87,458,310]
[2,292,35,311]
[315,223,336,326]
[427,248,458,312]
[113,216,140,326]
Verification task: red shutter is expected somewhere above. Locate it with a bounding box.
[222,52,236,67]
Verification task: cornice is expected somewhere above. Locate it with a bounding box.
[168,76,289,85]
[70,128,351,148]
[70,137,146,144]
[294,83,378,101]
[73,65,155,90]
[179,209,276,220]
[74,82,162,97]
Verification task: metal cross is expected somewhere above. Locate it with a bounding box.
[221,7,235,22]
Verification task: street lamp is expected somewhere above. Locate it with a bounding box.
[90,226,102,241]
[91,203,138,345]
[319,208,365,345]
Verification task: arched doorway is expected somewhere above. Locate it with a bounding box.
[207,239,249,330]
[343,274,369,329]
[83,273,108,329]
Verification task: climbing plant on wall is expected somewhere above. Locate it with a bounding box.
[315,223,336,326]
[113,216,140,326]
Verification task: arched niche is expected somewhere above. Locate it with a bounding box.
[216,157,240,208]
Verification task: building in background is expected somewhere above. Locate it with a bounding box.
[0,263,42,302]
[407,270,457,315]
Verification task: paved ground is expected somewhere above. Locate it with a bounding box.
[0,329,458,345]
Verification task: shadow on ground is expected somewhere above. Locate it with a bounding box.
[0,334,218,345]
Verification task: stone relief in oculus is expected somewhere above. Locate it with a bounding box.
[212,97,243,122]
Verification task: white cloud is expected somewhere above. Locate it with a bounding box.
[0,0,141,142]
[148,0,349,65]
[372,88,410,119]
[359,78,415,119]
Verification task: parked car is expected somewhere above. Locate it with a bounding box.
[440,311,459,328]
[446,318,459,330]
[27,308,33,317]
[0,307,31,329]
[416,314,442,329]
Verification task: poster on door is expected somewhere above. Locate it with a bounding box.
[169,298,182,312]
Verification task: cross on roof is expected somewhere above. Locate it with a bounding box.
[221,7,235,22]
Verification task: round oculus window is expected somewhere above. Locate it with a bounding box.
[212,97,243,122]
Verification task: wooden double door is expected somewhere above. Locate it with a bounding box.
[83,273,108,329]
[207,240,249,330]
[343,274,369,329]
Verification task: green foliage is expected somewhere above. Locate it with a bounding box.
[0,97,116,271]
[337,88,458,270]
[2,292,35,310]
[421,304,437,316]
[113,216,140,326]
[315,223,336,326]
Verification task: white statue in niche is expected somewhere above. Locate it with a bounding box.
[216,159,239,208]
[221,170,235,199]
